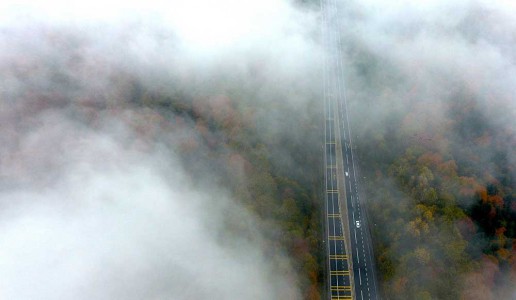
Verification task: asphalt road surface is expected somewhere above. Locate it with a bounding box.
[321,0,379,299]
[324,113,352,300]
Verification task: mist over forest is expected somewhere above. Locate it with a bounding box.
[338,1,515,298]
[0,0,514,299]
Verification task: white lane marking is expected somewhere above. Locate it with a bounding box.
[361,290,364,300]
[358,268,362,285]
[356,248,360,263]
[354,229,357,240]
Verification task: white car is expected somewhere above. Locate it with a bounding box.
[345,171,349,176]
[355,220,361,228]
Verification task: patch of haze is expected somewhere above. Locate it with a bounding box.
[0,0,321,79]
[0,109,300,300]
[0,0,322,299]
[1,0,323,191]
[342,0,515,177]
[0,0,323,125]
[337,0,515,298]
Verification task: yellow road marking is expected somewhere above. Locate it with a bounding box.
[327,190,339,193]
[329,254,348,259]
[331,271,350,275]
[329,236,345,240]
[331,286,352,291]
[328,214,341,217]
[331,297,352,300]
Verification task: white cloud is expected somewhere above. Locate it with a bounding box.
[0,1,318,296]
[0,116,300,299]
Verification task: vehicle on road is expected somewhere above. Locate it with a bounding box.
[345,171,349,176]
[355,220,361,228]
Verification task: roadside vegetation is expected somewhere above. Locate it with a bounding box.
[350,52,515,299]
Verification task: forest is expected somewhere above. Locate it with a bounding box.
[0,0,514,299]
[1,75,326,299]
[346,42,515,300]
[130,86,326,299]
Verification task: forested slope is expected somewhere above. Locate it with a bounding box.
[345,33,515,300]
[131,87,325,299]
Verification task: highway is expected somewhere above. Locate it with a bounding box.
[322,0,352,297]
[324,94,352,300]
[321,0,379,299]
[323,68,353,299]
